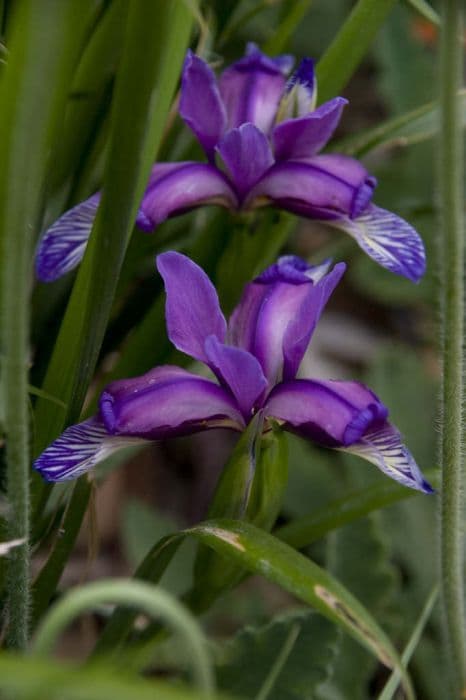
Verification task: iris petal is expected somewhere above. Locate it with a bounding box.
[33,418,143,482]
[157,252,227,364]
[180,51,226,161]
[282,262,346,380]
[35,194,100,282]
[140,162,238,229]
[216,123,274,199]
[273,97,348,161]
[204,335,267,419]
[329,204,426,282]
[245,158,374,219]
[265,378,388,446]
[219,45,288,133]
[340,422,434,494]
[100,365,244,438]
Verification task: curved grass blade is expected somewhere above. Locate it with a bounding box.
[93,520,414,698]
[188,520,413,698]
[32,579,215,696]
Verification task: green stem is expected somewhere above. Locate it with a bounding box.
[438,0,466,693]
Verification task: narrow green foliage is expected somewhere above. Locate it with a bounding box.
[316,0,398,103]
[33,0,194,455]
[217,611,338,699]
[319,516,398,699]
[0,0,93,648]
[275,467,438,549]
[32,477,92,628]
[263,0,315,54]
[32,579,215,696]
[438,1,466,693]
[378,587,439,700]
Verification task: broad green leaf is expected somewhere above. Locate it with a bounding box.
[217,610,338,699]
[96,520,413,696]
[0,652,224,700]
[188,520,413,697]
[316,0,398,104]
[318,516,398,700]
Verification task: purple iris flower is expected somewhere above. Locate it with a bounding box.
[34,251,433,495]
[36,44,425,284]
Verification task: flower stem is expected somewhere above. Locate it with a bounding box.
[438,0,465,693]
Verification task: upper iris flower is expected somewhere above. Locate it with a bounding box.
[34,251,432,495]
[36,44,425,284]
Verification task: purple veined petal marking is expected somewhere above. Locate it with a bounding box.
[33,418,144,482]
[272,97,348,162]
[156,251,227,364]
[35,193,101,282]
[204,334,268,419]
[100,366,245,439]
[139,162,238,229]
[216,123,274,199]
[180,51,227,162]
[329,204,427,282]
[339,422,434,494]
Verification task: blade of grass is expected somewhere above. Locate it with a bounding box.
[316,0,398,103]
[0,0,93,649]
[377,586,439,700]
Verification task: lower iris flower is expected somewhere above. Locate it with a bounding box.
[36,44,425,284]
[34,252,433,494]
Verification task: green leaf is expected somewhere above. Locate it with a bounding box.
[121,499,195,596]
[333,91,466,158]
[217,610,338,699]
[189,520,413,698]
[263,0,315,55]
[275,467,438,550]
[32,579,215,695]
[0,652,223,700]
[33,0,194,455]
[0,0,95,648]
[378,586,439,700]
[318,516,398,700]
[404,0,440,25]
[316,0,398,104]
[191,420,288,608]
